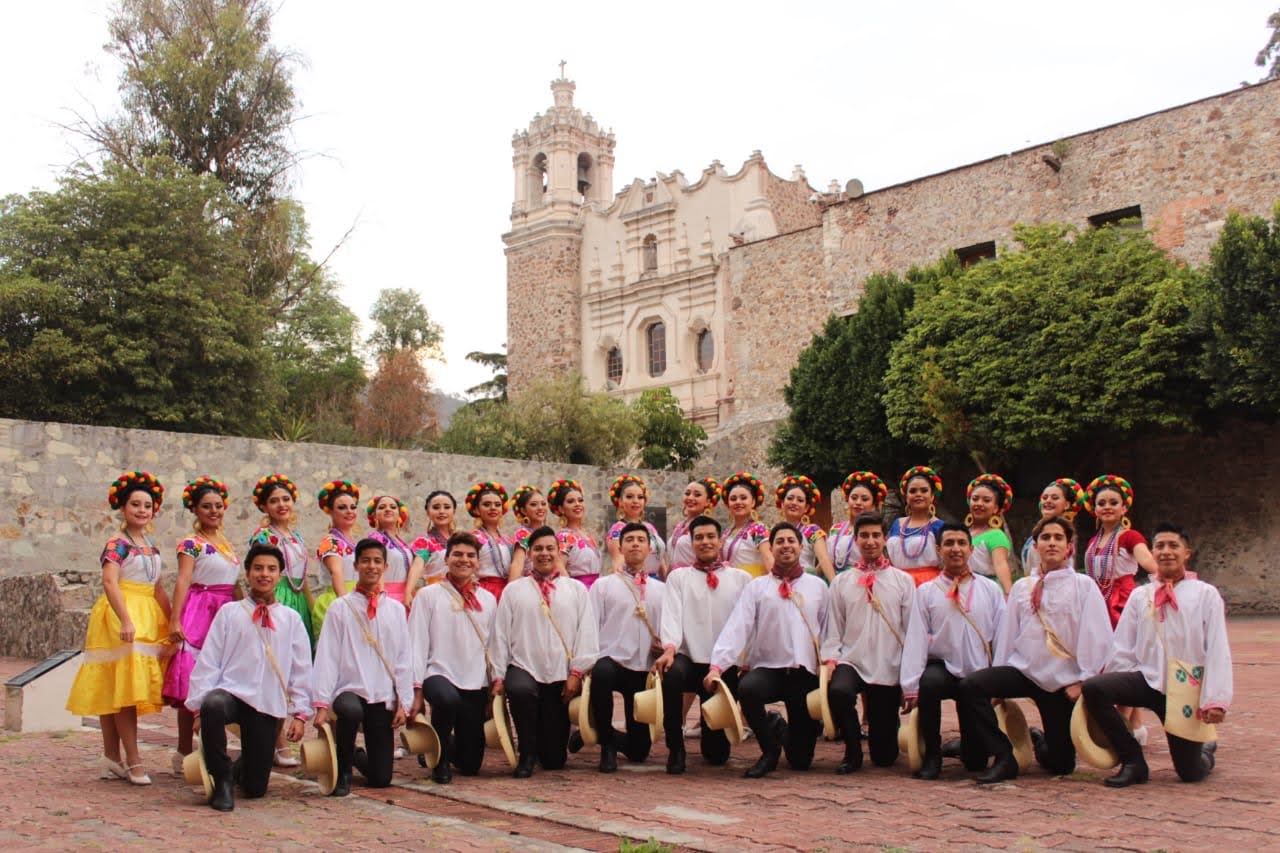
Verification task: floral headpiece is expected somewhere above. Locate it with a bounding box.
[317,479,359,511]
[1083,474,1134,515]
[966,473,1013,513]
[609,474,648,507]
[899,465,943,498]
[547,478,584,511]
[108,471,164,510]
[366,495,409,528]
[841,471,888,506]
[253,474,298,511]
[510,484,541,522]
[775,475,821,509]
[182,476,228,512]
[722,471,765,507]
[1045,477,1085,519]
[464,481,509,518]
[692,477,722,509]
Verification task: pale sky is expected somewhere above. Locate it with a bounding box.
[3,1,1275,396]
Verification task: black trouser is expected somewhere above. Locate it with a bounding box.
[1082,671,1213,782]
[423,676,487,775]
[332,692,395,787]
[828,664,901,767]
[918,660,987,771]
[590,657,652,761]
[199,689,278,798]
[504,666,571,770]
[738,666,820,769]
[662,655,739,764]
[960,666,1075,775]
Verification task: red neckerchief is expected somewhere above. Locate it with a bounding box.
[627,567,647,598]
[1154,571,1190,621]
[448,574,482,611]
[693,559,723,589]
[534,571,557,606]
[854,556,893,601]
[943,570,972,611]
[359,586,380,619]
[1031,565,1070,614]
[772,562,804,598]
[251,597,276,631]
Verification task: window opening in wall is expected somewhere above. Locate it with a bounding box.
[577,153,593,196]
[532,153,548,195]
[606,346,623,385]
[642,234,658,273]
[1088,205,1143,229]
[646,322,667,377]
[954,240,996,268]
[696,330,714,374]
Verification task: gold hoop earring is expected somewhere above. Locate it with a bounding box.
[929,505,938,519]
[617,508,625,522]
[990,515,1004,529]
[751,509,760,523]
[964,513,974,527]
[1121,517,1132,530]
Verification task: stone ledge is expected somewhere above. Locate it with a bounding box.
[0,573,89,659]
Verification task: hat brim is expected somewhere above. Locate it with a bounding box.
[400,712,442,769]
[997,700,1034,772]
[899,708,924,772]
[1070,697,1121,769]
[633,670,664,744]
[183,736,213,799]
[700,676,745,746]
[575,675,598,746]
[301,722,339,795]
[489,694,517,768]
[806,666,839,741]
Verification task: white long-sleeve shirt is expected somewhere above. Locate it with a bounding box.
[408,581,497,691]
[821,563,915,686]
[186,600,312,719]
[491,574,598,683]
[995,569,1112,692]
[710,574,828,675]
[1107,578,1233,711]
[312,589,413,713]
[590,571,665,672]
[900,573,1005,696]
[659,564,752,664]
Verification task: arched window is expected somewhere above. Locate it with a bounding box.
[642,234,658,273]
[577,152,594,196]
[696,329,714,373]
[646,322,667,377]
[531,153,548,197]
[606,346,623,385]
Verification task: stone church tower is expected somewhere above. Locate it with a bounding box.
[503,75,615,396]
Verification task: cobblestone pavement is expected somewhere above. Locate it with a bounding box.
[2,617,1277,852]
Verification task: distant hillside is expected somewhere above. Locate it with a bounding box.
[434,392,469,429]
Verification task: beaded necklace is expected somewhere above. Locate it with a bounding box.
[270,526,308,593]
[830,522,856,571]
[197,527,238,564]
[379,529,413,575]
[124,532,160,583]
[896,516,934,562]
[481,527,510,576]
[720,520,754,565]
[1085,525,1123,598]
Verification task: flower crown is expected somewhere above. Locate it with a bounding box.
[547,478,584,511]
[841,471,888,505]
[966,473,1013,513]
[609,474,648,507]
[109,470,164,510]
[1047,477,1085,518]
[899,465,943,498]
[1083,474,1134,515]
[464,481,509,518]
[722,471,765,507]
[366,495,409,527]
[182,476,228,512]
[509,484,541,521]
[252,474,297,511]
[693,477,722,509]
[775,475,820,509]
[317,479,359,511]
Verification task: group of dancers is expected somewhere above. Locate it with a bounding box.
[65,466,1232,812]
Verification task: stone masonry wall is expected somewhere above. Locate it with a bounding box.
[506,233,583,396]
[764,170,824,235]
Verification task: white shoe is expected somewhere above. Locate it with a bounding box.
[125,763,152,785]
[170,751,186,775]
[99,755,128,780]
[274,748,301,767]
[394,747,407,760]
[1132,725,1149,747]
[742,727,754,742]
[682,725,699,739]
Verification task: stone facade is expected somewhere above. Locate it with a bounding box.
[505,230,582,395]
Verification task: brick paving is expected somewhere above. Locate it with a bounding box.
[2,617,1278,851]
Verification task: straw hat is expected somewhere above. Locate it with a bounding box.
[182,737,213,799]
[567,674,598,747]
[806,666,838,741]
[997,700,1034,772]
[300,722,339,795]
[1071,698,1126,769]
[633,671,664,743]
[400,712,442,769]
[898,708,925,771]
[484,694,517,768]
[700,675,745,746]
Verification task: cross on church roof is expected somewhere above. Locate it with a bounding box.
[559,59,567,79]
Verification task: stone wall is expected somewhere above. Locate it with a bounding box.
[0,417,694,655]
[505,230,583,396]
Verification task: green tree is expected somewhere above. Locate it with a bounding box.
[883,224,1208,469]
[0,160,268,433]
[367,288,444,360]
[1258,9,1280,80]
[1199,204,1280,413]
[465,349,508,401]
[768,264,944,491]
[632,388,706,471]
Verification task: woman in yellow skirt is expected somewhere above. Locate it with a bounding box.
[66,471,172,785]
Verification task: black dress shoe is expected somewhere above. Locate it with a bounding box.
[210,777,234,812]
[940,738,962,759]
[567,730,584,754]
[514,754,536,779]
[599,745,618,773]
[331,770,351,797]
[1030,727,1050,768]
[836,745,863,775]
[432,762,453,785]
[666,745,686,775]
[744,748,780,779]
[913,754,942,780]
[976,754,1018,785]
[1105,760,1150,788]
[1202,741,1218,771]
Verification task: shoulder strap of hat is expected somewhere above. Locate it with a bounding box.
[620,575,662,646]
[245,601,291,714]
[442,583,496,682]
[343,595,400,705]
